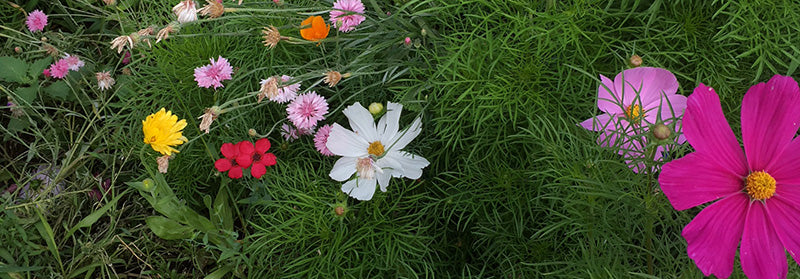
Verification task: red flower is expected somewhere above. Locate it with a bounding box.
[215,142,248,179]
[236,139,277,179]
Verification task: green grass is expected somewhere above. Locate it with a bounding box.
[4,0,800,278]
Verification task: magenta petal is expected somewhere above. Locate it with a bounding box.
[769,138,800,185]
[579,114,612,131]
[597,74,622,114]
[740,202,788,279]
[683,84,747,176]
[741,75,800,171]
[682,193,748,278]
[767,196,800,266]
[660,153,743,210]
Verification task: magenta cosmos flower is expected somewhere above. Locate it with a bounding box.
[26,10,48,32]
[194,56,233,89]
[330,0,366,32]
[659,75,800,279]
[286,92,328,130]
[579,67,687,172]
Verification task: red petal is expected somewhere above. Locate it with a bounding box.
[236,154,253,167]
[220,142,237,159]
[251,162,267,179]
[228,166,243,179]
[255,138,271,153]
[238,140,255,155]
[214,158,232,172]
[261,153,277,166]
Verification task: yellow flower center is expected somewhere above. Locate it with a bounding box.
[367,141,385,157]
[625,104,644,123]
[745,171,776,200]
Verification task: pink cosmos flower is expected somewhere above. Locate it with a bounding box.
[579,67,687,172]
[281,123,299,142]
[314,124,334,156]
[62,54,85,71]
[329,0,366,33]
[48,59,71,79]
[26,10,48,32]
[286,92,328,130]
[194,56,233,89]
[659,75,800,279]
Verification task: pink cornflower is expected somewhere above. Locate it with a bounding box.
[329,0,365,33]
[194,56,233,89]
[261,75,300,103]
[26,10,48,32]
[62,54,85,71]
[659,75,800,279]
[286,92,328,130]
[579,67,687,172]
[48,59,71,79]
[280,123,299,141]
[314,124,334,156]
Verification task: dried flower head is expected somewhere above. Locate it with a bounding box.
[110,34,134,53]
[261,25,283,49]
[103,0,116,5]
[198,0,224,18]
[172,0,198,23]
[257,76,279,103]
[630,55,643,67]
[157,155,171,173]
[96,71,116,91]
[156,23,179,44]
[138,27,155,48]
[323,71,349,87]
[42,44,58,56]
[198,106,221,134]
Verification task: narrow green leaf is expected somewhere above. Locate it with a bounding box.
[203,266,233,279]
[64,189,128,240]
[34,210,63,273]
[212,182,233,232]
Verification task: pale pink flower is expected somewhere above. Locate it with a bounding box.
[62,54,85,71]
[281,123,298,141]
[194,56,233,89]
[172,0,198,23]
[48,59,70,79]
[273,75,300,103]
[314,124,334,156]
[404,37,411,46]
[286,92,328,130]
[330,0,366,33]
[26,10,48,32]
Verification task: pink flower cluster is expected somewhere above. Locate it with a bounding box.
[26,10,48,32]
[194,56,233,89]
[43,54,85,79]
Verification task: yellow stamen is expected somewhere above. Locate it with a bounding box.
[745,171,776,200]
[625,104,644,123]
[367,141,384,157]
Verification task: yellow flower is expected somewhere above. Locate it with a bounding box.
[142,108,187,156]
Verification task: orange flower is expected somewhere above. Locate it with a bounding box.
[300,16,329,42]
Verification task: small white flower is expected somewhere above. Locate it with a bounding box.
[172,0,198,23]
[326,102,429,201]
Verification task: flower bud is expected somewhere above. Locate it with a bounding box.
[248,128,258,137]
[421,28,427,37]
[629,55,642,67]
[142,178,155,192]
[334,206,345,216]
[14,47,21,53]
[652,123,671,140]
[368,102,384,115]
[404,37,411,46]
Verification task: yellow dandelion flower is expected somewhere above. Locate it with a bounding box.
[142,108,187,156]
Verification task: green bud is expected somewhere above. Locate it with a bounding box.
[368,102,384,116]
[652,123,671,140]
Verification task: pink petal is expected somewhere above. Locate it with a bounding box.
[614,67,678,111]
[578,113,612,131]
[683,84,747,176]
[220,142,237,159]
[643,93,687,124]
[682,193,748,278]
[255,138,271,153]
[250,162,266,179]
[740,202,788,279]
[769,138,800,185]
[596,74,622,114]
[659,153,744,210]
[741,75,800,171]
[766,196,800,265]
[214,158,232,172]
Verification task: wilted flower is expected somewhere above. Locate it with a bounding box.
[42,44,58,57]
[630,55,643,67]
[198,106,221,134]
[330,0,366,32]
[260,75,300,104]
[156,23,179,43]
[96,71,115,91]
[172,0,198,23]
[26,10,48,32]
[300,16,329,42]
[102,0,116,5]
[137,27,155,48]
[257,76,279,103]
[157,155,172,173]
[323,70,348,87]
[110,34,134,53]
[142,108,187,156]
[261,25,284,49]
[198,0,225,18]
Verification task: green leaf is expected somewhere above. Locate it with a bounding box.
[35,209,63,273]
[6,117,30,135]
[28,57,52,80]
[43,81,70,100]
[14,86,38,105]
[212,183,233,232]
[0,57,29,83]
[64,189,128,240]
[145,216,194,240]
[203,266,233,279]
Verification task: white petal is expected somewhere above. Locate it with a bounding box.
[387,116,422,151]
[326,123,369,157]
[343,102,379,142]
[329,157,357,181]
[378,102,403,144]
[377,172,391,192]
[377,155,404,178]
[390,151,429,179]
[341,178,377,201]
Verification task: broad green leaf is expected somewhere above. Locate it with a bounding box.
[212,181,233,231]
[44,81,70,100]
[28,57,52,80]
[0,57,29,83]
[14,86,38,104]
[145,216,194,240]
[6,117,30,135]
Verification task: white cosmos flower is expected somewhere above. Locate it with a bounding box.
[326,102,430,201]
[172,0,198,23]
